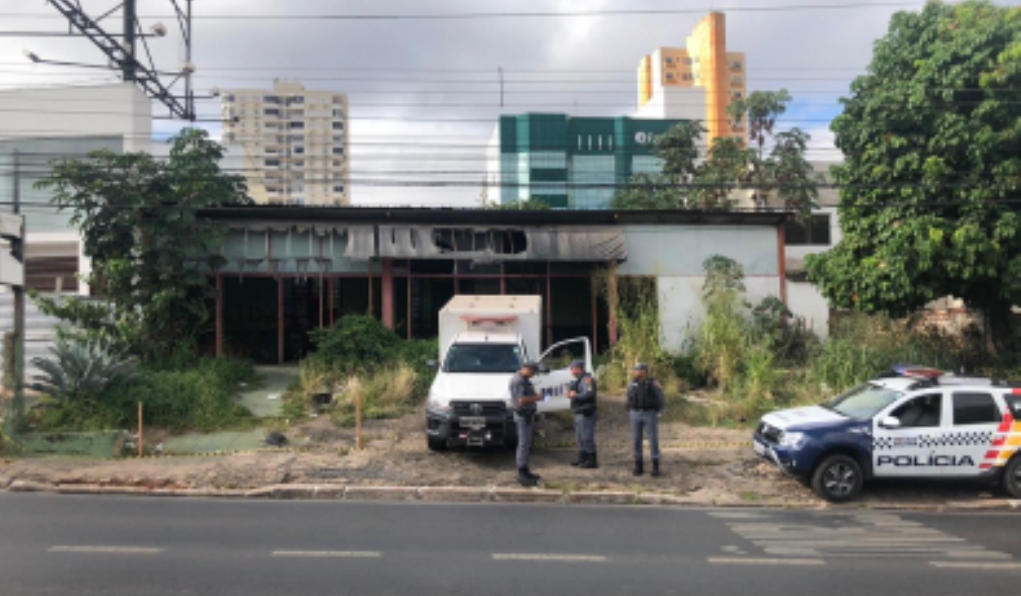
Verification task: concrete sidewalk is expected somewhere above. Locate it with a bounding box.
[237,366,297,418]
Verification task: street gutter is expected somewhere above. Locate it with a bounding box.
[6,480,1020,512]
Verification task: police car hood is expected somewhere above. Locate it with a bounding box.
[761,405,849,431]
[429,371,511,405]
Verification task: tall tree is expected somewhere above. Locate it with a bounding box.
[34,128,251,361]
[805,0,1021,352]
[612,91,818,216]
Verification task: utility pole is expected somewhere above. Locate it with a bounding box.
[122,0,137,82]
[11,150,24,430]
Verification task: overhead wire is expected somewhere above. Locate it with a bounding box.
[0,3,928,21]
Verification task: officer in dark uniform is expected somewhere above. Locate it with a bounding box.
[509,362,543,487]
[567,360,598,469]
[627,363,665,477]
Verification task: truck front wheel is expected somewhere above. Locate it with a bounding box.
[811,454,863,503]
[427,436,448,452]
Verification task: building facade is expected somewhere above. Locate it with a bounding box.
[0,82,152,294]
[486,114,686,209]
[221,80,350,206]
[636,11,746,143]
[202,206,787,363]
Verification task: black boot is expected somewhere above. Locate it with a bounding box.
[651,459,661,478]
[518,468,538,487]
[571,451,586,467]
[633,459,644,476]
[580,451,598,469]
[524,467,541,481]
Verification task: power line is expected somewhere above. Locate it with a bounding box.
[0,3,926,22]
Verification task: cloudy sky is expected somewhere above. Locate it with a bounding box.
[2,0,1017,206]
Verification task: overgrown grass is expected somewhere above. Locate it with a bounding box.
[329,364,420,427]
[596,273,677,394]
[28,357,257,433]
[284,315,436,424]
[602,255,1010,430]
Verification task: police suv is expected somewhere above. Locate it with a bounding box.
[753,366,1021,502]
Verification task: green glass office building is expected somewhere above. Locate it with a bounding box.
[486,114,687,209]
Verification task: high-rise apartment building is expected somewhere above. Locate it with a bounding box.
[636,12,746,143]
[221,80,349,205]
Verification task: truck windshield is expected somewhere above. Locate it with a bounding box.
[824,383,904,420]
[443,343,522,374]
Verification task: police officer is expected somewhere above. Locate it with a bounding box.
[627,363,665,477]
[509,361,543,487]
[567,360,598,469]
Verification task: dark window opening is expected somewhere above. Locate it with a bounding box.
[785,213,832,246]
[953,393,1001,425]
[890,394,942,428]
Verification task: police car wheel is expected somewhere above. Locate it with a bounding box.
[1003,456,1021,498]
[811,454,863,502]
[427,436,448,452]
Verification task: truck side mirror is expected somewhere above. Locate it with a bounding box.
[426,360,438,370]
[537,363,551,375]
[879,416,901,429]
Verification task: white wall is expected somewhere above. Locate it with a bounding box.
[658,275,782,353]
[618,224,783,352]
[787,280,830,338]
[0,83,153,296]
[0,83,151,151]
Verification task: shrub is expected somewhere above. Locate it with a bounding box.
[694,256,749,392]
[31,338,136,407]
[598,274,674,391]
[307,315,403,374]
[29,357,255,433]
[286,317,439,423]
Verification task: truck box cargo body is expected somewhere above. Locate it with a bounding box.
[437,295,542,364]
[425,295,591,451]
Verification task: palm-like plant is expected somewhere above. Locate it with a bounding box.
[31,338,136,403]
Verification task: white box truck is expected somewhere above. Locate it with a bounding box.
[425,295,592,451]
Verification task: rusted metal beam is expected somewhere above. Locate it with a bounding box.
[381,258,394,330]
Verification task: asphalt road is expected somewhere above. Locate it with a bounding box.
[1,494,1020,596]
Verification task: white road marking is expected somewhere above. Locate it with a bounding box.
[721,513,1011,560]
[708,557,825,566]
[930,561,1021,571]
[49,546,162,555]
[492,554,607,562]
[271,550,381,558]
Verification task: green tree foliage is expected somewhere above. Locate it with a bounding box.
[34,129,250,361]
[805,0,1021,352]
[610,173,681,209]
[612,91,818,215]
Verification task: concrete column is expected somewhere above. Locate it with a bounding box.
[381,258,394,330]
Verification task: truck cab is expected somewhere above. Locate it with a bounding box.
[425,295,592,451]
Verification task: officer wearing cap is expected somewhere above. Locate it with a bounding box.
[567,360,598,469]
[627,363,665,477]
[509,361,543,487]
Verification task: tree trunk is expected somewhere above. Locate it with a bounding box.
[983,299,1014,357]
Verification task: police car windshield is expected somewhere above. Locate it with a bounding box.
[825,383,904,420]
[443,343,522,374]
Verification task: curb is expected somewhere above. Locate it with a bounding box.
[6,480,1018,512]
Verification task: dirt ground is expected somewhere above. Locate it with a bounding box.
[0,395,1012,507]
